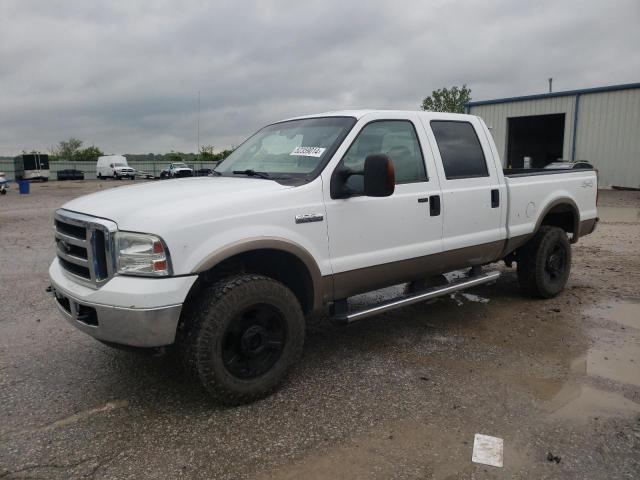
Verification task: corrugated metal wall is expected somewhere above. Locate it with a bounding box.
[469,87,640,188]
[575,89,640,188]
[469,96,577,167]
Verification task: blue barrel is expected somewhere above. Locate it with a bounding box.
[18,180,30,194]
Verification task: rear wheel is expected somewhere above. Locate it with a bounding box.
[178,274,305,404]
[517,226,571,298]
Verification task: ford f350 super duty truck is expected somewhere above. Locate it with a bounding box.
[49,110,598,403]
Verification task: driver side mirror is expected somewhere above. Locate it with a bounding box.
[363,154,395,197]
[330,154,395,199]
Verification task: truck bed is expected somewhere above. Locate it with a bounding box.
[504,168,598,243]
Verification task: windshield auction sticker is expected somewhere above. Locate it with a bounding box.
[290,147,326,157]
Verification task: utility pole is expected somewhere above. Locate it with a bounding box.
[548,78,553,93]
[196,91,201,156]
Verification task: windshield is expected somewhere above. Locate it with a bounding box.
[216,117,356,178]
[172,163,188,168]
[114,163,127,167]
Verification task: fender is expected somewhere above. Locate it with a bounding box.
[500,196,580,257]
[534,197,580,242]
[191,237,330,310]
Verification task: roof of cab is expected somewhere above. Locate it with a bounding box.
[284,109,477,121]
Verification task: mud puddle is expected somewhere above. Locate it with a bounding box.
[598,206,640,223]
[525,300,640,422]
[547,384,640,422]
[586,299,640,329]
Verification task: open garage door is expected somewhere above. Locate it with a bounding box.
[507,113,565,168]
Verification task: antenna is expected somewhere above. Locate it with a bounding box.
[548,78,553,93]
[197,91,201,156]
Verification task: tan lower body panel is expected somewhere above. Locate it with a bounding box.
[578,218,597,238]
[329,240,505,300]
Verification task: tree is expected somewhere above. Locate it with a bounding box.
[75,145,104,162]
[199,144,216,159]
[421,85,472,113]
[166,151,184,163]
[51,137,83,160]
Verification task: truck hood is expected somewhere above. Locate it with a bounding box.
[61,177,293,231]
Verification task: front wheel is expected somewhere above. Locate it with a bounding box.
[178,274,305,404]
[517,226,571,298]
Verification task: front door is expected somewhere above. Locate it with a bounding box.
[322,113,443,299]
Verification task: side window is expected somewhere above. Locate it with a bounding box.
[430,121,489,179]
[342,120,427,187]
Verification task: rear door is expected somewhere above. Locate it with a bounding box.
[421,116,504,261]
[322,113,443,298]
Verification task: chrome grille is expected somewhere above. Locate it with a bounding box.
[54,210,118,288]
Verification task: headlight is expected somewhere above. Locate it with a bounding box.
[115,231,171,276]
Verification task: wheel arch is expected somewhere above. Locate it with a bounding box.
[191,238,329,313]
[535,197,580,243]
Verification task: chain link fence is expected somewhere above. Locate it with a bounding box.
[0,160,220,181]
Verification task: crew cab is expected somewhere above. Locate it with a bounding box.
[49,110,598,403]
[160,162,194,179]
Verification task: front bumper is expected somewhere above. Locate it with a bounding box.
[49,258,197,347]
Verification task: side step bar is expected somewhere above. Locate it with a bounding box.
[332,271,500,323]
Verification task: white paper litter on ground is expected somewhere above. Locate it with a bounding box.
[472,433,504,467]
[460,293,490,304]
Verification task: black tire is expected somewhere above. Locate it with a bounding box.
[178,274,305,404]
[517,226,571,298]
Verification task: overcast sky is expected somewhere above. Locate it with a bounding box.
[1,0,638,155]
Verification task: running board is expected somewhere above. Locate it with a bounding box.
[332,271,500,323]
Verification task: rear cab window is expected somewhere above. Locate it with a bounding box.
[430,121,489,180]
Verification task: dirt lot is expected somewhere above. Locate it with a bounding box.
[1,180,639,479]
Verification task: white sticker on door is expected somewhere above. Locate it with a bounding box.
[290,147,326,157]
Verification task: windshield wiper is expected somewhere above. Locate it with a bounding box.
[232,169,275,180]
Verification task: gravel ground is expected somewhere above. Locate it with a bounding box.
[1,180,639,479]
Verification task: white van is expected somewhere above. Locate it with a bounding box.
[96,155,136,180]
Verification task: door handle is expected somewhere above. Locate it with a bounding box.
[491,189,499,208]
[417,197,429,203]
[429,195,441,216]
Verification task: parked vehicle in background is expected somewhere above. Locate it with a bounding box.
[160,162,194,179]
[0,172,8,195]
[57,169,85,181]
[48,110,598,404]
[14,154,49,181]
[544,161,594,170]
[136,170,155,179]
[194,168,214,177]
[96,155,136,180]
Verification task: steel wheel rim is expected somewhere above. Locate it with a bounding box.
[545,242,567,281]
[221,304,286,379]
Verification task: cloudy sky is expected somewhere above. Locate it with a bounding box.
[1,0,638,155]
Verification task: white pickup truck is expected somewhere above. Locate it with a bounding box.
[49,110,598,403]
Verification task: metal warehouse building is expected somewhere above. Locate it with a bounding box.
[466,82,640,188]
